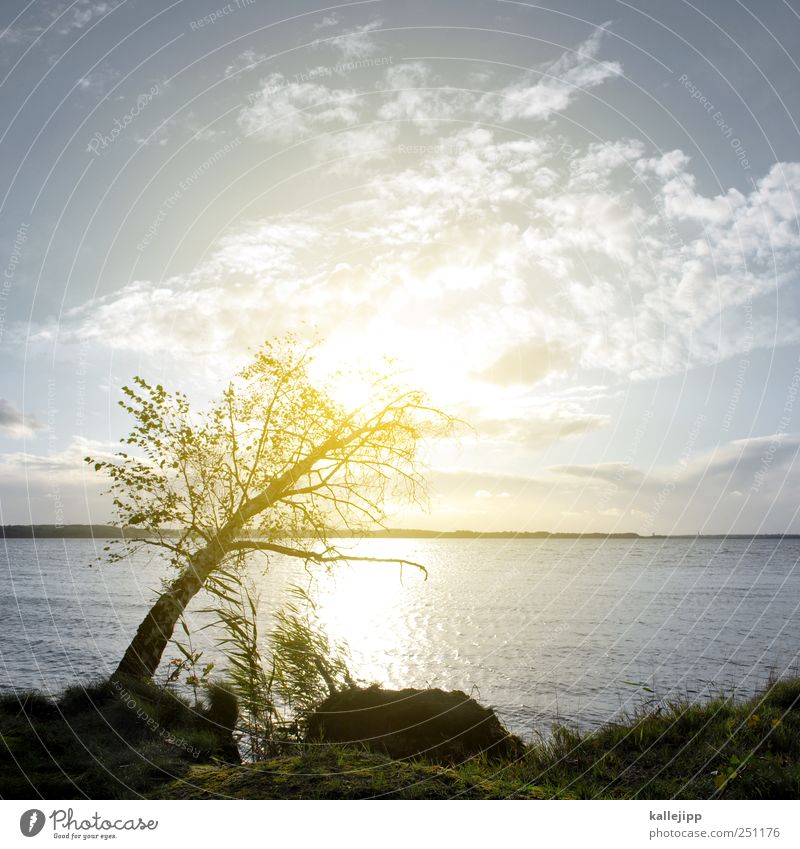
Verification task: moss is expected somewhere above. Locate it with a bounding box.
[154,748,547,800]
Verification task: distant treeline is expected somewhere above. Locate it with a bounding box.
[2,525,641,540]
[328,529,642,539]
[3,525,799,540]
[0,525,149,539]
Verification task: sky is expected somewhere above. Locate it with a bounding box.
[2,0,800,533]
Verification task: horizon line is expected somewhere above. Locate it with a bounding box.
[2,524,799,540]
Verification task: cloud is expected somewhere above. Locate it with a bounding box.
[47,128,800,394]
[547,434,800,530]
[238,73,361,143]
[476,341,572,386]
[223,49,271,78]
[321,20,383,60]
[238,26,621,146]
[477,24,622,122]
[1,1,119,46]
[376,63,478,133]
[55,1,116,35]
[27,25,800,443]
[312,122,399,170]
[0,400,45,438]
[548,462,648,488]
[429,468,549,498]
[314,14,340,31]
[476,410,610,447]
[415,433,800,533]
[76,64,119,96]
[0,26,29,45]
[0,436,112,523]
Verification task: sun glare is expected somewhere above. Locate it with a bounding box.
[314,315,477,414]
[311,549,426,687]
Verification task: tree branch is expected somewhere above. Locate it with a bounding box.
[224,539,428,577]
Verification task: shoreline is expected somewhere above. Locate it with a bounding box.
[2,675,799,799]
[3,524,800,540]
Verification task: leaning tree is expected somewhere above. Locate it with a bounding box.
[88,339,453,680]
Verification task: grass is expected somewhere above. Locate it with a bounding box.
[152,746,547,800]
[0,677,232,799]
[498,676,800,799]
[2,676,800,799]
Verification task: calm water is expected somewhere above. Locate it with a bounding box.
[1,536,799,738]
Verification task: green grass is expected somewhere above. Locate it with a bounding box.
[498,676,800,799]
[154,677,800,800]
[152,746,548,800]
[3,677,800,799]
[0,677,232,799]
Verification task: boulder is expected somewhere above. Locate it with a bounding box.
[306,686,522,763]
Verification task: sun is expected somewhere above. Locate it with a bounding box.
[312,318,476,414]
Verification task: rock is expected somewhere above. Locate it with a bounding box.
[306,686,522,763]
[202,684,240,764]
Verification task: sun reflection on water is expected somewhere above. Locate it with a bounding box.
[306,542,430,688]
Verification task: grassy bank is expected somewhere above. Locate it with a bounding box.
[0,678,226,799]
[2,677,799,799]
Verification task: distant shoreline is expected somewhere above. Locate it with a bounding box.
[2,524,800,540]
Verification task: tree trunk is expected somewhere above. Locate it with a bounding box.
[112,547,222,680]
[111,452,335,680]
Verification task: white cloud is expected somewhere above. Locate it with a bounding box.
[477,24,622,122]
[476,410,610,447]
[224,49,270,78]
[0,27,27,45]
[415,432,800,533]
[0,437,113,524]
[22,27,800,472]
[376,63,477,133]
[56,2,115,35]
[2,1,119,45]
[476,341,572,386]
[0,400,45,439]
[312,122,399,170]
[322,20,383,60]
[314,14,340,31]
[49,131,800,396]
[238,73,361,143]
[548,462,647,486]
[239,26,621,146]
[76,65,119,95]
